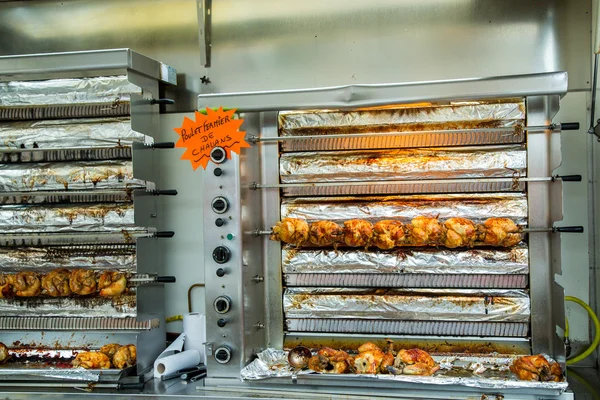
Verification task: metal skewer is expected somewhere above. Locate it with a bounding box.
[251,175,581,190]
[0,230,174,246]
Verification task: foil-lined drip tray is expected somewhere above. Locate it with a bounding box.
[280,145,526,183]
[0,347,136,382]
[0,160,146,192]
[283,288,530,322]
[0,203,136,233]
[0,245,136,271]
[281,193,528,224]
[0,294,136,318]
[0,76,140,108]
[240,348,567,394]
[278,101,525,151]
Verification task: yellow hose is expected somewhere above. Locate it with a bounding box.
[565,296,600,365]
[166,315,183,324]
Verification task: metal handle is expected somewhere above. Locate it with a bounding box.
[117,382,145,390]
[150,98,175,105]
[153,189,178,196]
[152,142,175,149]
[559,122,580,131]
[556,175,582,182]
[554,226,584,233]
[155,231,175,238]
[156,276,176,283]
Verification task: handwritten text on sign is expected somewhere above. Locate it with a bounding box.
[174,107,250,170]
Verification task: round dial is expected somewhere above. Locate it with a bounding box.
[217,318,227,327]
[214,295,231,314]
[216,268,226,277]
[215,218,225,227]
[211,196,229,214]
[212,246,230,264]
[214,346,232,364]
[210,147,227,164]
[213,167,223,177]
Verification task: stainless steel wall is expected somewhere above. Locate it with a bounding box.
[0,0,591,112]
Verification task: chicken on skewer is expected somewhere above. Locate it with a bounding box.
[343,219,373,248]
[510,355,562,382]
[69,269,97,296]
[271,218,309,247]
[12,272,41,297]
[354,342,393,374]
[444,217,477,248]
[309,220,344,247]
[0,275,11,299]
[482,217,523,247]
[99,343,121,360]
[0,342,8,364]
[372,221,405,250]
[98,271,127,297]
[72,351,111,369]
[41,269,72,297]
[409,216,443,246]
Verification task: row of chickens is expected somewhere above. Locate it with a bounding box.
[288,343,563,382]
[271,216,522,249]
[0,342,136,370]
[288,341,439,376]
[0,269,127,298]
[73,344,137,370]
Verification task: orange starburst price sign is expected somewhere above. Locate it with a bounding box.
[173,107,250,170]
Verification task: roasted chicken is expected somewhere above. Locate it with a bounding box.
[394,348,440,376]
[72,351,111,369]
[409,216,443,246]
[113,344,137,369]
[354,342,393,374]
[444,217,477,248]
[41,268,72,297]
[98,271,127,297]
[308,347,354,374]
[373,220,406,250]
[309,220,343,247]
[510,355,562,382]
[11,272,41,297]
[271,218,309,246]
[69,269,97,296]
[99,343,121,360]
[343,219,373,248]
[483,217,522,247]
[0,275,11,298]
[0,342,8,364]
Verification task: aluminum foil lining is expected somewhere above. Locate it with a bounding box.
[0,368,100,382]
[281,193,528,224]
[0,294,136,318]
[279,101,525,135]
[283,288,530,322]
[0,203,136,233]
[0,117,146,150]
[240,349,566,392]
[0,160,145,192]
[280,146,526,183]
[0,245,136,272]
[282,246,529,275]
[0,76,141,107]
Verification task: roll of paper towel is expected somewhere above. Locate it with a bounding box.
[183,313,206,364]
[154,334,201,379]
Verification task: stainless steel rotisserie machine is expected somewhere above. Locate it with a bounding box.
[198,72,583,399]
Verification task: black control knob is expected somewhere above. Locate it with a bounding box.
[214,295,231,314]
[214,346,232,364]
[217,318,227,327]
[215,218,225,227]
[211,196,229,214]
[210,147,227,164]
[212,246,230,264]
[216,268,226,277]
[214,168,223,177]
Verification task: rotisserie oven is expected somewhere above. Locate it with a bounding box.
[198,72,582,399]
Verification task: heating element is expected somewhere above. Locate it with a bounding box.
[198,73,580,398]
